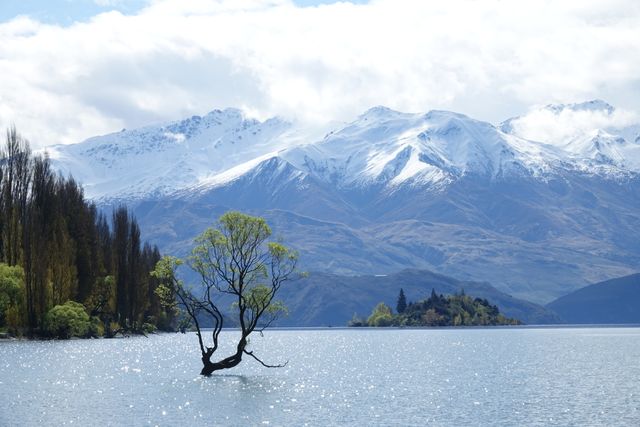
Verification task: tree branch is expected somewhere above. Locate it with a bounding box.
[243,349,288,368]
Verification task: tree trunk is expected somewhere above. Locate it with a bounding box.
[200,338,246,376]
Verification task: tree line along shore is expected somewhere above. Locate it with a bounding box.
[0,128,175,339]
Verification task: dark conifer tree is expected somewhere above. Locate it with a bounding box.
[396,288,407,314]
[0,128,168,335]
[127,219,141,322]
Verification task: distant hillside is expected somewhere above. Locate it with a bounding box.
[547,273,640,324]
[277,269,560,326]
[51,102,640,306]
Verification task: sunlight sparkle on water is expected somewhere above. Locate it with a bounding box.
[0,328,639,425]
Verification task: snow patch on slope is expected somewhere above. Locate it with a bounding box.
[282,108,558,190]
[501,100,640,173]
[47,108,305,200]
[47,101,640,202]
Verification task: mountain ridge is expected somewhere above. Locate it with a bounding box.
[47,101,640,304]
[48,101,640,202]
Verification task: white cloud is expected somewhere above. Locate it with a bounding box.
[93,0,123,6]
[1,0,640,147]
[506,103,639,146]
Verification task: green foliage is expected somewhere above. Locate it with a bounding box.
[184,211,298,329]
[141,322,157,334]
[90,316,104,337]
[0,263,24,329]
[44,301,92,339]
[356,289,521,327]
[153,211,300,374]
[367,302,394,326]
[347,312,367,327]
[5,305,23,336]
[245,285,288,317]
[85,275,115,316]
[406,291,521,326]
[0,128,166,336]
[151,256,182,330]
[151,256,183,308]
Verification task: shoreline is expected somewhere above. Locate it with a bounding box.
[199,323,640,331]
[3,324,640,341]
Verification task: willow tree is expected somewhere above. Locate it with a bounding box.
[153,211,298,376]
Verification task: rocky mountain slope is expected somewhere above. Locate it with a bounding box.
[47,100,640,303]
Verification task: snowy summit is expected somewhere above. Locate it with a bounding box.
[47,101,640,202]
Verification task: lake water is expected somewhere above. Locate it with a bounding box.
[1,327,639,426]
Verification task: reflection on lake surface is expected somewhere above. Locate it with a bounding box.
[1,328,639,426]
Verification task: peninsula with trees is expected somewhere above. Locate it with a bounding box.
[351,289,522,327]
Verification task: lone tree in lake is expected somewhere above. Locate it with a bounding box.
[152,211,299,376]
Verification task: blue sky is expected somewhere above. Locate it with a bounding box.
[0,0,369,25]
[0,0,146,24]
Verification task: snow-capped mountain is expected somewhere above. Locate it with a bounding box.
[48,101,640,304]
[48,108,305,200]
[279,107,562,190]
[500,100,640,174]
[49,101,640,202]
